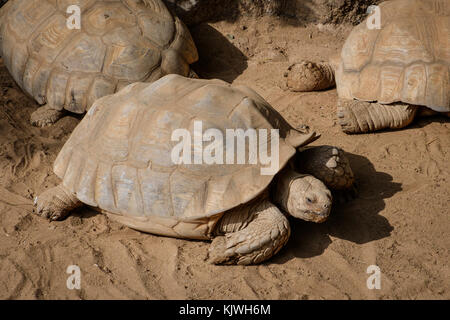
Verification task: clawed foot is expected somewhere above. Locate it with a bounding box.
[206,234,257,265]
[297,145,357,203]
[34,191,69,221]
[207,233,276,266]
[297,146,355,190]
[206,236,232,265]
[337,100,417,133]
[207,202,290,265]
[33,185,81,221]
[337,103,361,134]
[30,105,64,127]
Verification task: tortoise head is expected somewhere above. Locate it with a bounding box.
[274,170,332,223]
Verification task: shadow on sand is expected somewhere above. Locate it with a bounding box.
[190,24,248,83]
[274,151,400,263]
[413,115,450,129]
[164,0,311,26]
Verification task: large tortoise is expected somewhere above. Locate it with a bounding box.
[0,0,198,127]
[285,0,449,133]
[34,75,355,265]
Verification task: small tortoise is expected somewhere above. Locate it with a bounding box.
[34,75,355,265]
[285,0,449,133]
[0,0,198,127]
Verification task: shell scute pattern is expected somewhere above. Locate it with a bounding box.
[337,0,449,111]
[0,0,198,114]
[54,75,304,221]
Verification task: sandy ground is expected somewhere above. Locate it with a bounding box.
[0,16,448,300]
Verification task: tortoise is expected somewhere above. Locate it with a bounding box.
[34,75,355,265]
[0,0,198,127]
[285,0,449,133]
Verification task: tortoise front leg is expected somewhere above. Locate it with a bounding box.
[34,184,82,221]
[296,146,356,202]
[207,200,290,265]
[337,99,419,133]
[30,104,65,127]
[296,146,354,190]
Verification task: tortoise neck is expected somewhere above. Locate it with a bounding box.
[272,167,307,215]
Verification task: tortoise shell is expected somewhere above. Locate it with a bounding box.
[0,0,198,113]
[53,75,317,237]
[336,0,449,112]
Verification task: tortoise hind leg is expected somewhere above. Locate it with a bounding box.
[34,184,82,221]
[207,200,290,265]
[30,104,64,127]
[337,100,419,134]
[285,60,335,92]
